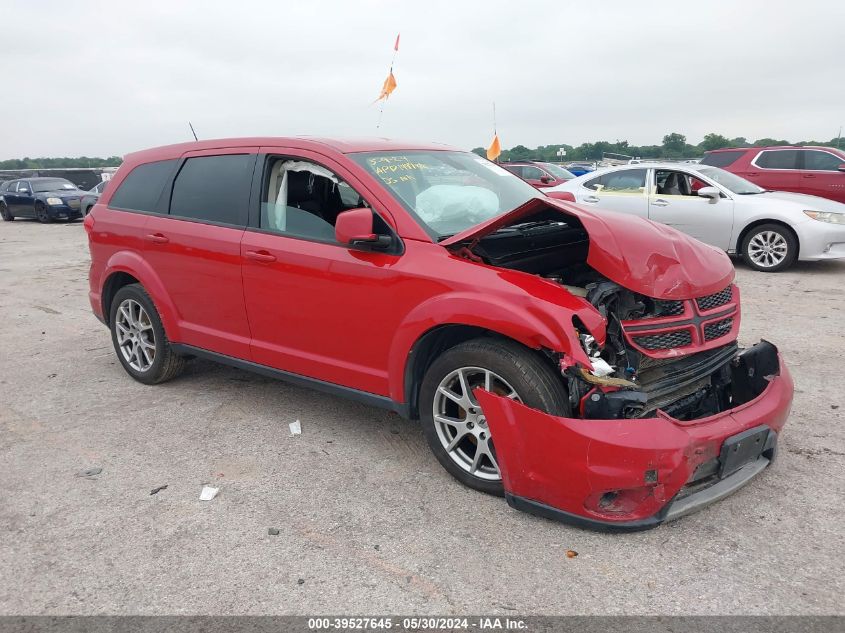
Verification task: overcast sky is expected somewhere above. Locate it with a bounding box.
[2,0,843,159]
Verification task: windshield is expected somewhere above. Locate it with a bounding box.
[32,179,76,193]
[350,150,541,238]
[540,163,576,180]
[698,167,765,195]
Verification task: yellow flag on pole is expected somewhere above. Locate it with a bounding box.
[376,71,397,102]
[487,134,501,161]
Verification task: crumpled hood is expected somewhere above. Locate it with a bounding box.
[440,197,734,300]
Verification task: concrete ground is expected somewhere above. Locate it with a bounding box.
[0,220,843,615]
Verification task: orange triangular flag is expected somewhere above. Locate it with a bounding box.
[487,134,501,161]
[376,71,397,102]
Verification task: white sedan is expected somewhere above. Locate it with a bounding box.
[545,162,845,271]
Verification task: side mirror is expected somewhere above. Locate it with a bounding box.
[697,186,721,203]
[335,207,391,249]
[838,164,845,172]
[539,175,551,184]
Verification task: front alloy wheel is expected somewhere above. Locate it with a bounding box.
[433,366,521,481]
[419,338,570,496]
[35,203,52,223]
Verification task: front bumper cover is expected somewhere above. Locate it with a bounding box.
[475,342,793,531]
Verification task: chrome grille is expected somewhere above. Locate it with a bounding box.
[696,286,733,311]
[634,330,692,350]
[703,317,733,341]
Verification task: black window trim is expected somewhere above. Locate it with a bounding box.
[798,148,845,173]
[162,153,257,229]
[751,148,800,171]
[107,158,181,216]
[244,152,404,255]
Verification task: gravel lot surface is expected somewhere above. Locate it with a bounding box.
[1,220,843,615]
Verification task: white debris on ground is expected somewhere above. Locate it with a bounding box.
[199,485,219,501]
[289,419,302,436]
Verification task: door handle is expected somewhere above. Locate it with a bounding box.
[746,172,759,177]
[245,250,277,263]
[583,196,600,203]
[803,174,816,179]
[652,199,669,207]
[144,233,169,244]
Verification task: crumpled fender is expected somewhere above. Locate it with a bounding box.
[387,282,604,404]
[475,354,793,529]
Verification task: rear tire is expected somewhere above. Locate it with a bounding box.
[109,284,186,385]
[741,223,797,272]
[419,338,570,496]
[0,203,12,221]
[35,203,52,224]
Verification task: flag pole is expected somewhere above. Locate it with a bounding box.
[493,102,498,163]
[376,33,400,130]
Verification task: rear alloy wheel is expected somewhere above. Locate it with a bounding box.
[419,338,570,495]
[109,284,186,384]
[741,223,797,272]
[35,203,52,224]
[0,204,12,221]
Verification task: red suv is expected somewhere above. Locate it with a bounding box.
[501,161,575,188]
[701,145,845,203]
[85,138,792,530]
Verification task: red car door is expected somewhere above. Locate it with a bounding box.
[744,149,801,193]
[143,149,257,359]
[240,148,404,396]
[798,148,845,203]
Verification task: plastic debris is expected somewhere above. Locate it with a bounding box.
[199,485,219,501]
[268,527,280,536]
[289,419,302,436]
[76,467,102,477]
[150,485,168,495]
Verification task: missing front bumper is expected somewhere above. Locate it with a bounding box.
[476,342,793,531]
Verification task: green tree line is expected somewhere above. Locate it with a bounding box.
[0,156,123,169]
[472,133,845,162]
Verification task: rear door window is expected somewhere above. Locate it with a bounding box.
[109,159,178,213]
[802,150,843,171]
[755,150,799,170]
[700,150,745,168]
[169,154,254,226]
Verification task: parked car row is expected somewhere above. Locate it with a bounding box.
[0,177,106,222]
[83,136,792,530]
[545,162,845,271]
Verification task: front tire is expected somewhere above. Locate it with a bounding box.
[35,203,53,224]
[109,284,186,384]
[741,223,797,272]
[419,338,570,496]
[0,203,12,221]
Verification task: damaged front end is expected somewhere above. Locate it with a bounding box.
[478,341,792,531]
[445,199,793,529]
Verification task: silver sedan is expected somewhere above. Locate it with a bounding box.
[546,162,845,271]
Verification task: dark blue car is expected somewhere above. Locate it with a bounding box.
[0,177,85,223]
